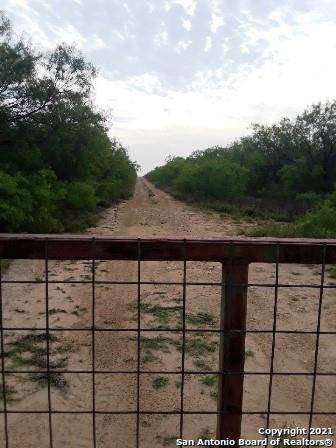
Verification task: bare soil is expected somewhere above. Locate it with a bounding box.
[0,178,335,447]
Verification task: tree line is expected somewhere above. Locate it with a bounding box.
[147,101,336,237]
[0,12,137,232]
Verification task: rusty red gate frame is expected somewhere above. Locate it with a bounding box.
[0,234,335,447]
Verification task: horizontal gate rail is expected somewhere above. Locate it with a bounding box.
[0,235,335,447]
[1,234,336,263]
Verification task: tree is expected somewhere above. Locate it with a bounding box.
[0,12,96,128]
[147,100,336,204]
[296,102,336,192]
[0,11,136,232]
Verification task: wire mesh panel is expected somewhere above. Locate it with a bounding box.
[0,236,335,447]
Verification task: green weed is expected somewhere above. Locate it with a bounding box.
[0,259,11,274]
[245,349,255,358]
[139,336,172,353]
[186,312,215,326]
[152,376,169,389]
[0,384,17,402]
[183,336,217,357]
[6,332,75,391]
[328,266,336,279]
[193,359,212,370]
[129,303,182,327]
[201,375,217,387]
[71,307,87,317]
[141,351,159,364]
[49,308,67,315]
[14,308,25,314]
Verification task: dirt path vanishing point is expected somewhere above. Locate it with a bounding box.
[1,178,335,447]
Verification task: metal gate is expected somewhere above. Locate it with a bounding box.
[0,235,335,447]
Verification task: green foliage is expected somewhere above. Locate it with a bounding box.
[249,199,336,238]
[147,99,336,238]
[201,375,217,387]
[296,200,336,237]
[279,159,323,198]
[183,335,217,357]
[328,265,336,279]
[0,12,137,232]
[174,160,247,199]
[152,376,169,389]
[65,182,96,211]
[148,157,247,201]
[295,192,322,209]
[185,312,215,326]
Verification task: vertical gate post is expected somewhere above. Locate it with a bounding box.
[217,261,249,441]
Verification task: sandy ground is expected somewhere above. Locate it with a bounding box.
[0,178,335,447]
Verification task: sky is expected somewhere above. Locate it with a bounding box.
[2,0,336,174]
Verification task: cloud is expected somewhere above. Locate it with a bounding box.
[182,18,192,31]
[94,7,336,172]
[176,39,192,52]
[2,0,336,173]
[204,35,212,52]
[53,23,87,48]
[153,25,168,47]
[1,0,276,87]
[210,0,224,32]
[172,0,197,16]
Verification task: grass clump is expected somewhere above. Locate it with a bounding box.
[143,304,177,326]
[193,359,212,370]
[200,375,218,400]
[328,266,336,279]
[71,307,87,317]
[139,336,172,353]
[186,312,215,326]
[135,331,218,374]
[247,222,295,238]
[201,375,217,387]
[32,372,67,389]
[128,302,182,327]
[210,389,218,401]
[0,384,17,402]
[127,303,138,313]
[152,376,169,389]
[49,308,67,315]
[183,335,217,357]
[6,332,75,391]
[245,349,255,358]
[141,351,160,364]
[0,259,11,274]
[14,308,25,314]
[7,333,58,366]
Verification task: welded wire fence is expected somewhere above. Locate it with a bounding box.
[0,235,335,447]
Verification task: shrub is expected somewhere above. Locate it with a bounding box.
[0,13,137,233]
[295,200,336,237]
[65,182,97,211]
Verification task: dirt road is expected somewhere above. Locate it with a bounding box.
[1,178,335,447]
